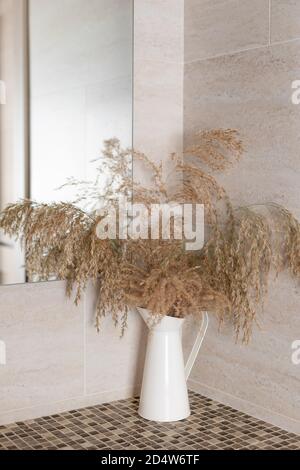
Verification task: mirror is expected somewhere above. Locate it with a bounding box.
[0,0,133,285]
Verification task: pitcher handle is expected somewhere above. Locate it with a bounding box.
[185,312,209,380]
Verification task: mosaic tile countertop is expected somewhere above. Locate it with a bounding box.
[0,392,299,450]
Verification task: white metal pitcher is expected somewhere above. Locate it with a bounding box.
[137,307,209,422]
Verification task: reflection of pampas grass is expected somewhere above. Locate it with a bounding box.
[0,131,299,342]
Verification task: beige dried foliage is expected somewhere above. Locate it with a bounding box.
[184,129,243,172]
[0,131,299,342]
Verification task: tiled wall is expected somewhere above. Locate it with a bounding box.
[0,0,144,426]
[0,281,146,425]
[184,0,300,434]
[133,0,184,171]
[0,0,185,426]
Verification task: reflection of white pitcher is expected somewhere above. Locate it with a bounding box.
[137,307,209,422]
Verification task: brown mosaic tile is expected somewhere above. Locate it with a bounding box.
[0,392,299,450]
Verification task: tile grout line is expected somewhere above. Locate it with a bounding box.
[184,37,300,65]
[271,36,300,47]
[134,31,300,68]
[0,385,140,419]
[185,44,268,65]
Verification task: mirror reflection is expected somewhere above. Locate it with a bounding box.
[0,0,133,285]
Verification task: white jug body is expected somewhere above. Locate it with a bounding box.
[137,308,190,422]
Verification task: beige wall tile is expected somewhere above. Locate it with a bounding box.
[184,41,300,212]
[134,0,184,179]
[185,0,269,62]
[184,39,300,431]
[185,275,300,427]
[0,281,84,413]
[134,59,183,166]
[0,386,137,426]
[271,0,300,43]
[85,283,147,396]
[134,0,184,63]
[0,279,147,425]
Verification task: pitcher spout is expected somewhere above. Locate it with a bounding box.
[137,307,151,327]
[137,307,185,332]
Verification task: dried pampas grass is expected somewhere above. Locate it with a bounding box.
[0,131,299,342]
